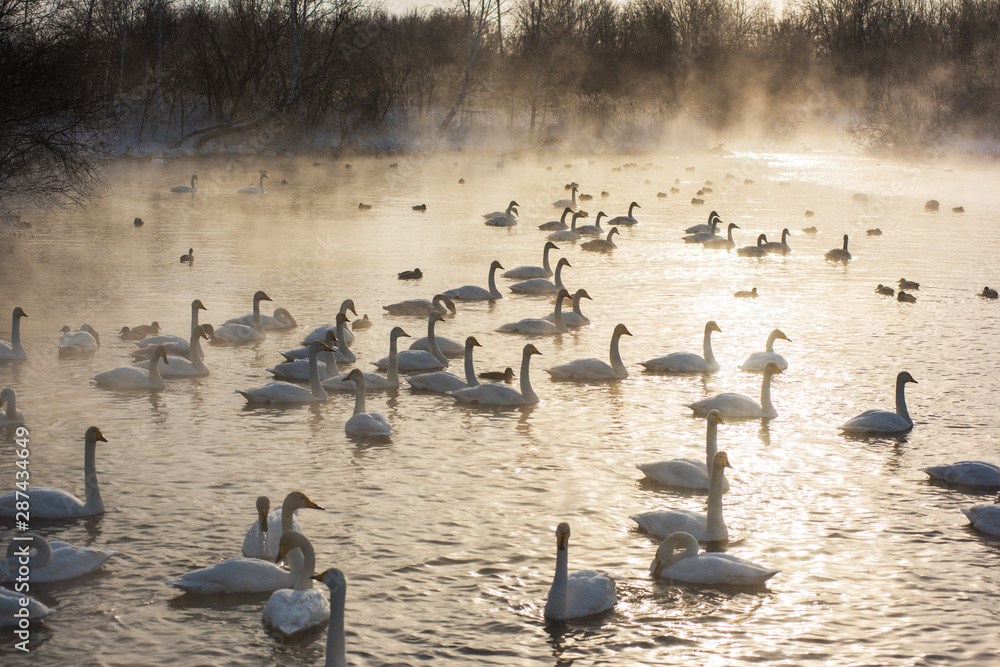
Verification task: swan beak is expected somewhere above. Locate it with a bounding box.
[713,412,723,424]
[557,533,568,550]
[274,545,288,563]
[651,557,662,577]
[311,571,324,581]
[95,429,108,442]
[259,512,268,533]
[304,498,325,511]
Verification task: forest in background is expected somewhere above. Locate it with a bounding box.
[2,0,1000,215]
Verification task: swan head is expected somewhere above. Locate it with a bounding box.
[490,260,505,271]
[561,207,573,217]
[312,567,346,592]
[192,299,207,312]
[630,201,641,209]
[155,345,169,364]
[283,491,325,512]
[713,450,732,470]
[651,532,699,577]
[576,289,593,301]
[466,336,482,349]
[13,307,27,319]
[709,210,719,221]
[898,371,917,385]
[614,323,632,337]
[545,241,559,250]
[275,530,311,565]
[509,200,519,208]
[596,211,606,223]
[763,361,782,377]
[344,368,366,383]
[771,329,791,343]
[556,289,571,301]
[336,312,350,326]
[608,226,620,239]
[729,223,740,231]
[253,291,272,304]
[429,311,444,325]
[340,299,357,316]
[706,321,722,334]
[523,343,542,357]
[707,409,723,424]
[390,327,409,341]
[255,496,270,532]
[555,522,570,550]
[757,234,767,246]
[85,426,108,444]
[308,340,333,356]
[196,325,212,341]
[192,175,199,182]
[556,258,571,269]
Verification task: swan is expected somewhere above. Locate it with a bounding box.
[553,184,578,209]
[0,588,55,627]
[763,228,791,255]
[262,532,330,637]
[498,289,570,335]
[548,210,584,242]
[575,211,606,236]
[483,200,519,220]
[538,207,573,231]
[273,331,339,381]
[547,323,631,381]
[543,522,617,620]
[406,336,481,393]
[313,568,348,667]
[0,426,109,518]
[170,174,198,193]
[238,341,331,404]
[0,307,27,361]
[134,325,211,377]
[302,299,358,346]
[226,307,297,331]
[609,201,640,226]
[839,371,917,435]
[876,284,895,296]
[504,242,560,279]
[922,442,1000,486]
[686,362,781,419]
[408,326,465,358]
[825,234,852,262]
[961,496,1000,536]
[383,294,457,318]
[373,313,447,373]
[180,248,194,263]
[0,388,24,426]
[58,324,100,356]
[237,172,268,194]
[132,299,208,358]
[0,535,116,583]
[484,201,519,226]
[650,531,778,586]
[325,327,409,392]
[214,291,272,344]
[641,321,721,373]
[898,278,919,290]
[243,491,325,560]
[632,451,732,541]
[740,329,791,372]
[398,268,422,280]
[682,216,720,243]
[449,344,541,406]
[544,288,591,328]
[342,369,392,437]
[443,260,505,300]
[581,226,619,252]
[736,234,767,258]
[510,257,570,296]
[478,367,514,383]
[684,211,722,234]
[636,410,730,493]
[95,346,169,390]
[702,223,740,250]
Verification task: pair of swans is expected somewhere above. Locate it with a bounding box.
[498,289,570,335]
[0,388,24,426]
[449,344,541,406]
[737,234,768,258]
[642,321,721,373]
[214,291,272,343]
[237,172,268,194]
[684,211,720,235]
[544,288,591,328]
[131,299,207,359]
[95,346,169,389]
[839,371,916,435]
[0,307,27,361]
[170,174,198,193]
[343,369,392,437]
[504,241,559,279]
[383,293,457,318]
[702,222,741,250]
[650,532,778,586]
[544,522,617,620]
[133,326,211,377]
[547,211,587,242]
[0,535,116,583]
[637,410,730,493]
[243,491,326,561]
[301,298,359,346]
[546,323,631,381]
[581,227,619,252]
[763,228,791,255]
[281,312,354,365]
[510,257,570,295]
[240,341,331,404]
[407,336,481,393]
[443,260,505,300]
[686,362,782,419]
[58,324,100,356]
[375,313,447,373]
[484,200,518,226]
[283,326,409,391]
[740,329,791,372]
[633,450,732,542]
[0,427,109,518]
[825,234,852,262]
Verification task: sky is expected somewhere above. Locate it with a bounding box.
[381,0,786,18]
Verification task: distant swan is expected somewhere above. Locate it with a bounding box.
[547,211,584,242]
[443,260,505,300]
[642,321,721,373]
[682,216,720,243]
[632,451,732,541]
[961,496,1000,536]
[702,223,740,250]
[544,522,617,620]
[547,323,631,381]
[373,313,447,373]
[95,346,169,390]
[342,369,392,437]
[449,344,541,406]
[575,211,606,236]
[0,535,115,583]
[839,371,917,435]
[504,241,559,279]
[581,226,619,252]
[214,291,272,343]
[684,211,721,235]
[538,207,573,231]
[736,233,767,258]
[484,200,519,226]
[383,294,457,318]
[0,307,27,361]
[0,388,24,426]
[170,175,198,193]
[483,200,519,220]
[650,531,778,586]
[825,234,851,262]
[553,184,578,209]
[237,172,268,194]
[609,201,640,226]
[762,228,791,255]
[134,326,211,377]
[636,410,730,493]
[543,288,592,328]
[686,362,781,419]
[498,289,570,335]
[740,329,791,372]
[510,257,570,295]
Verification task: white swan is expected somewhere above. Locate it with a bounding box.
[538,207,573,231]
[286,313,354,363]
[763,228,791,255]
[684,211,721,234]
[0,588,55,627]
[302,299,358,346]
[736,233,767,258]
[0,307,27,361]
[342,369,392,438]
[132,299,207,359]
[686,362,781,419]
[702,223,740,250]
[383,294,457,318]
[226,307,297,331]
[632,451,732,541]
[272,331,339,381]
[553,184,578,209]
[134,325,211,377]
[325,327,409,392]
[238,171,268,194]
[483,200,519,220]
[214,291,272,343]
[504,241,560,279]
[547,323,631,381]
[243,491,325,560]
[406,336,481,393]
[485,201,519,227]
[0,535,116,583]
[0,427,109,518]
[373,312,447,373]
[581,226,619,252]
[544,288,591,328]
[543,522,617,620]
[740,329,791,372]
[839,371,917,435]
[825,234,851,262]
[94,346,169,390]
[682,216,720,243]
[58,324,100,356]
[510,257,570,296]
[922,441,1000,486]
[650,532,778,586]
[449,344,541,406]
[575,211,606,236]
[443,260,505,300]
[642,321,721,373]
[313,568,348,667]
[0,387,25,426]
[238,341,330,404]
[636,410,730,493]
[170,174,198,193]
[243,496,271,559]
[498,289,570,335]
[962,496,1000,536]
[262,532,330,637]
[609,201,640,226]
[547,211,584,242]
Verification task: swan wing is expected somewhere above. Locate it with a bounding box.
[509,278,557,295]
[547,358,619,381]
[961,504,1000,536]
[262,588,330,636]
[922,461,1000,487]
[442,286,495,300]
[686,393,763,418]
[637,459,722,491]
[167,558,294,594]
[642,352,712,373]
[839,409,911,434]
[0,486,89,518]
[345,412,392,437]
[238,382,320,404]
[409,336,464,357]
[94,366,156,389]
[741,352,788,372]
[406,372,467,393]
[660,553,778,586]
[565,570,617,617]
[449,383,524,406]
[631,509,709,540]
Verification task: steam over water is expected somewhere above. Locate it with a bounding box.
[2,151,1000,665]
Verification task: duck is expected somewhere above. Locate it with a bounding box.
[0,388,24,426]
[636,410,730,493]
[734,287,758,299]
[825,234,851,262]
[127,321,161,338]
[981,287,999,299]
[373,313,447,373]
[867,228,882,236]
[581,227,620,252]
[0,307,28,361]
[325,327,410,392]
[342,369,392,437]
[412,204,427,211]
[243,491,325,560]
[95,346,169,390]
[543,522,617,620]
[642,321,721,373]
[58,324,100,356]
[382,294,457,318]
[686,362,781,419]
[0,535,116,583]
[553,184,578,209]
[898,278,920,290]
[300,299,358,347]
[547,323,631,381]
[609,201,640,226]
[398,268,422,280]
[407,337,481,393]
[897,291,916,303]
[702,223,740,250]
[876,284,895,296]
[498,289,570,335]
[225,307,297,331]
[484,201,519,226]
[547,211,585,242]
[133,217,144,226]
[575,211,606,236]
[736,234,767,257]
[352,314,372,330]
[312,569,349,667]
[510,257,570,295]
[632,451,732,542]
[503,242,560,280]
[180,248,194,263]
[358,202,372,210]
[238,341,331,404]
[478,367,514,383]
[134,325,211,377]
[650,531,778,586]
[740,329,791,372]
[170,175,198,193]
[684,211,721,235]
[922,442,1000,487]
[543,288,592,328]
[839,371,917,435]
[762,228,791,255]
[443,260,505,300]
[449,344,541,406]
[262,532,330,637]
[538,207,573,231]
[213,291,272,343]
[237,172,268,193]
[0,588,55,627]
[961,495,1000,536]
[0,427,109,518]
[802,225,817,233]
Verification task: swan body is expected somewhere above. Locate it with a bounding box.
[650,531,778,586]
[684,211,721,235]
[686,362,781,419]
[214,291,271,343]
[825,234,852,262]
[302,299,359,346]
[449,344,540,406]
[243,491,324,560]
[504,242,559,279]
[0,427,109,518]
[581,226,619,252]
[839,371,917,435]
[170,174,198,193]
[544,522,617,620]
[547,211,584,242]
[313,569,348,667]
[343,369,392,437]
[483,200,518,220]
[642,321,721,373]
[0,307,27,361]
[632,451,732,541]
[373,313,446,372]
[736,234,767,257]
[499,289,570,335]
[0,388,25,426]
[740,329,791,372]
[226,307,297,331]
[237,172,268,194]
[0,535,116,583]
[923,461,1000,487]
[407,336,480,393]
[553,184,578,210]
[383,294,456,317]
[510,257,570,295]
[547,323,631,381]
[763,228,791,255]
[239,341,330,404]
[58,324,100,356]
[95,346,169,389]
[703,223,740,250]
[443,260,505,300]
[608,201,640,226]
[962,497,1000,536]
[269,339,339,382]
[134,326,211,377]
[259,533,329,637]
[637,410,730,493]
[538,207,572,231]
[0,588,55,627]
[575,211,606,236]
[544,288,591,328]
[484,202,518,226]
[326,327,409,392]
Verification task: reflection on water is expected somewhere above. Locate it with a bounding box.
[2,151,1000,664]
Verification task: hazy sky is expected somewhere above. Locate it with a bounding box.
[380,0,786,15]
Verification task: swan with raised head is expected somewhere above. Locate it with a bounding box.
[0,535,116,583]
[538,207,572,231]
[547,211,584,242]
[632,451,732,541]
[226,307,296,331]
[504,242,560,279]
[302,299,358,346]
[642,321,721,373]
[0,589,55,627]
[609,201,640,226]
[243,491,325,560]
[132,299,207,358]
[686,362,781,419]
[0,427,109,518]
[544,288,591,328]
[373,313,447,373]
[0,388,24,426]
[650,531,778,586]
[284,314,353,363]
[825,234,851,262]
[449,344,541,406]
[636,410,730,493]
[703,223,740,250]
[262,532,330,637]
[272,330,338,381]
[510,257,570,295]
[325,327,409,392]
[547,323,631,381]
[961,495,1000,536]
[214,291,271,343]
[238,341,331,404]
[544,522,617,620]
[382,294,457,318]
[237,171,268,194]
[740,329,791,372]
[575,211,606,236]
[343,370,391,437]
[485,202,519,227]
[553,184,578,210]
[483,200,519,220]
[313,568,348,667]
[682,216,720,243]
[58,324,100,356]
[499,289,570,335]
[763,228,791,255]
[95,346,169,390]
[443,260,505,300]
[0,307,27,361]
[839,371,917,435]
[684,211,721,234]
[170,174,198,193]
[407,336,481,393]
[737,233,767,257]
[581,226,619,252]
[134,326,211,377]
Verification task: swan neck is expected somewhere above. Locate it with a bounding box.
[488,264,501,298]
[3,390,16,418]
[190,301,201,333]
[542,244,554,275]
[463,343,479,386]
[572,293,584,317]
[148,351,164,386]
[895,375,911,422]
[554,262,566,291]
[323,347,340,374]
[703,327,717,365]
[546,542,569,618]
[705,420,718,471]
[353,376,367,415]
[519,351,538,403]
[292,540,315,590]
[83,435,103,513]
[308,348,327,399]
[707,463,727,539]
[11,311,21,350]
[387,334,400,386]
[335,318,350,357]
[554,293,568,333]
[766,331,779,353]
[427,317,446,364]
[761,370,775,415]
[610,330,626,376]
[326,582,347,667]
[253,297,263,333]
[727,225,735,242]
[189,328,205,371]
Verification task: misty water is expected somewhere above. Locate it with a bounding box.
[2,149,1000,665]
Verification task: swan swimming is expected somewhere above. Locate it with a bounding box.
[740,329,791,372]
[238,172,268,194]
[498,289,570,335]
[406,336,481,393]
[575,211,606,236]
[632,451,732,542]
[0,387,25,426]
[226,307,297,331]
[543,522,617,620]
[839,371,917,435]
[342,369,392,438]
[383,294,457,318]
[214,291,272,344]
[443,260,505,300]
[686,362,781,419]
[581,227,620,252]
[543,288,592,328]
[510,257,570,295]
[243,491,325,560]
[325,327,409,392]
[301,299,359,346]
[608,201,640,226]
[0,534,116,583]
[825,234,852,262]
[262,532,331,637]
[133,326,211,377]
[238,341,331,404]
[636,410,730,493]
[170,174,198,193]
[132,299,208,359]
[547,211,584,242]
[547,323,631,381]
[449,344,541,406]
[736,233,767,258]
[58,324,100,356]
[961,495,1000,536]
[95,346,169,390]
[373,313,447,373]
[650,531,778,586]
[702,222,740,250]
[538,207,573,231]
[0,588,55,627]
[503,241,560,279]
[0,307,27,361]
[762,228,792,255]
[642,321,721,373]
[553,184,578,210]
